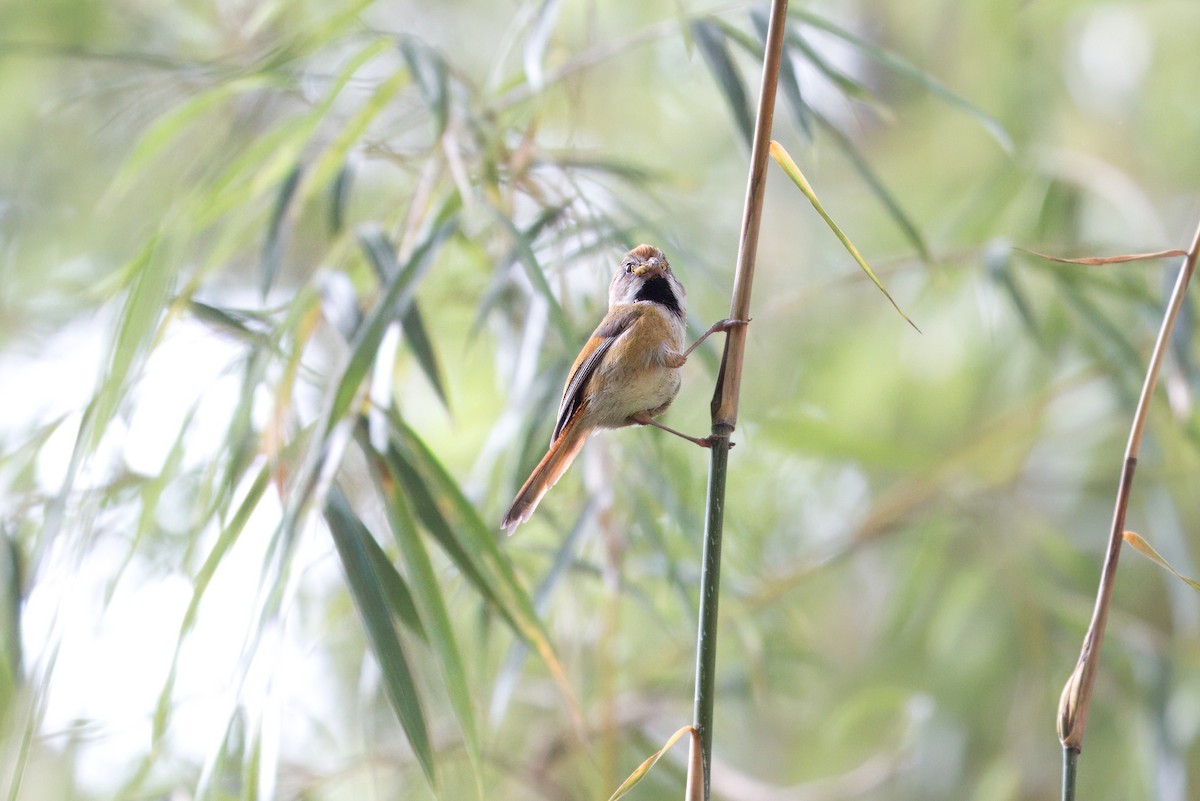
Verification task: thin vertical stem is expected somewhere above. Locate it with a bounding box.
[1057,217,1200,769]
[688,1,790,799]
[690,441,728,798]
[1062,746,1079,801]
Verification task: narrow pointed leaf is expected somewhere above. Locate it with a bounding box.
[607,725,697,801]
[367,443,482,787]
[813,110,931,260]
[302,66,409,204]
[485,203,573,343]
[785,31,876,102]
[1124,531,1200,591]
[383,415,582,728]
[791,9,1013,153]
[1018,248,1187,266]
[751,8,812,138]
[200,38,394,227]
[358,228,450,409]
[522,0,565,91]
[360,528,428,642]
[490,501,591,723]
[324,487,437,789]
[261,163,303,297]
[329,161,355,234]
[109,75,273,197]
[334,208,458,423]
[399,38,450,135]
[691,19,754,146]
[769,141,920,331]
[89,237,175,452]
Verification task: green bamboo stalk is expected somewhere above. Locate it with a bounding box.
[1056,217,1200,800]
[688,1,790,798]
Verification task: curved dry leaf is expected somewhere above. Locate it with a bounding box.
[1018,248,1187,266]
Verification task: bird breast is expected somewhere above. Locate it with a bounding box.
[585,304,685,428]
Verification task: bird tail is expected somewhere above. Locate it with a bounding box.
[501,418,590,533]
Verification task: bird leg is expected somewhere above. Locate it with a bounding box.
[684,317,750,358]
[664,318,750,368]
[630,411,733,449]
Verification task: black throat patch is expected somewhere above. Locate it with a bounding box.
[634,275,682,318]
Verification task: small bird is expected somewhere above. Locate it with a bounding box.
[500,244,744,532]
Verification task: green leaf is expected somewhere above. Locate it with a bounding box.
[0,531,23,701]
[188,301,272,344]
[813,111,932,261]
[199,37,395,227]
[329,160,355,234]
[490,501,592,723]
[784,30,877,103]
[484,203,573,344]
[380,414,582,728]
[357,227,450,409]
[108,75,275,198]
[1125,531,1200,591]
[691,19,754,146]
[332,206,458,423]
[522,0,565,92]
[360,528,428,642]
[769,141,920,332]
[261,163,303,297]
[324,486,437,790]
[301,65,410,206]
[366,442,482,791]
[89,237,175,452]
[791,9,1014,153]
[751,8,812,139]
[399,37,450,134]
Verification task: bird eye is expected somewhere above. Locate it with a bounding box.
[624,261,634,273]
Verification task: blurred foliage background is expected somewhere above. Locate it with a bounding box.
[2,0,1200,799]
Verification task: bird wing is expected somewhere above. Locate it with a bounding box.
[551,305,642,443]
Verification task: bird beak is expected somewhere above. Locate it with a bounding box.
[633,259,662,277]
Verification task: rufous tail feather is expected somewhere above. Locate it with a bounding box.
[500,418,590,533]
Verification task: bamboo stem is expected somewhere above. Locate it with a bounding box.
[688,1,790,798]
[1057,217,1200,772]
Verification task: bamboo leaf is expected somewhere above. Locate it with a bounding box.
[522,0,566,91]
[985,240,1040,339]
[333,207,458,423]
[769,141,920,331]
[200,37,395,226]
[188,301,272,344]
[329,160,355,234]
[360,527,428,642]
[812,109,932,261]
[751,8,812,139]
[108,75,274,197]
[261,163,303,297]
[0,531,23,699]
[607,725,697,801]
[788,32,879,104]
[301,66,410,205]
[399,37,451,135]
[1018,248,1187,266]
[358,227,450,409]
[367,442,482,789]
[489,501,592,723]
[1124,531,1200,591]
[691,19,754,146]
[791,9,1013,153]
[381,415,583,729]
[89,237,175,452]
[324,486,437,790]
[485,203,573,343]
